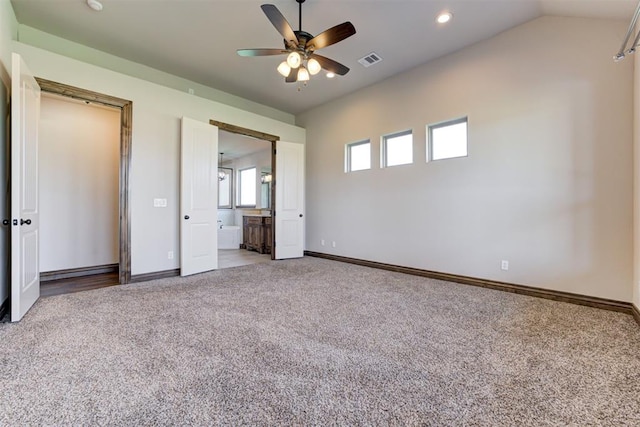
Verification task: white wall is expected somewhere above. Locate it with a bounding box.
[39,94,120,272]
[0,0,18,306]
[12,41,305,276]
[297,16,633,302]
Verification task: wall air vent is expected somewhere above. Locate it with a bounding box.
[358,52,383,68]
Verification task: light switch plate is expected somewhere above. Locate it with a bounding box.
[153,198,167,207]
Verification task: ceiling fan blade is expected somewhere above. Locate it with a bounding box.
[310,54,350,75]
[285,67,297,83]
[237,48,288,57]
[307,22,356,50]
[261,4,298,47]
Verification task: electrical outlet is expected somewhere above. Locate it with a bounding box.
[168,251,174,260]
[188,88,194,95]
[153,198,167,208]
[501,260,509,271]
[321,239,325,246]
[332,241,336,248]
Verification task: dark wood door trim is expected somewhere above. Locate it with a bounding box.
[210,119,279,261]
[209,120,279,143]
[35,78,132,285]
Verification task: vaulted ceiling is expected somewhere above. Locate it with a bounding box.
[10,0,637,115]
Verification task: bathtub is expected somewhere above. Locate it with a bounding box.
[218,225,240,250]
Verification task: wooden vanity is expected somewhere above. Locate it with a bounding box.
[241,215,272,254]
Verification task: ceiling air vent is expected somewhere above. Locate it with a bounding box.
[358,52,382,68]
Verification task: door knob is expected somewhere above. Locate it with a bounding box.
[299,214,303,218]
[20,219,31,225]
[184,215,190,220]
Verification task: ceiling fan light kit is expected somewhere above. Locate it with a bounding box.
[237,0,356,85]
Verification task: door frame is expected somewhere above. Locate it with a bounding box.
[209,120,278,259]
[35,78,132,284]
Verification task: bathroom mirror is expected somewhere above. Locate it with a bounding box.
[261,170,272,209]
[218,167,233,209]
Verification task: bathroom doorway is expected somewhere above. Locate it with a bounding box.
[216,127,274,269]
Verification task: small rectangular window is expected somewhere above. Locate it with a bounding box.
[428,117,468,161]
[382,130,413,167]
[346,140,371,172]
[238,167,256,207]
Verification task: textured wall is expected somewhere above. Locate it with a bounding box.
[297,16,633,301]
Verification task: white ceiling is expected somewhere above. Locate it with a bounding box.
[9,0,638,116]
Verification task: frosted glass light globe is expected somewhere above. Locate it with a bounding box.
[297,66,310,82]
[287,51,302,68]
[277,61,291,77]
[307,58,321,75]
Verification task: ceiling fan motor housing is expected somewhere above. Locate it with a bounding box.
[286,31,314,51]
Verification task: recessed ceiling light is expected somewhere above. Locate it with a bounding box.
[436,11,452,24]
[87,0,103,12]
[326,72,335,79]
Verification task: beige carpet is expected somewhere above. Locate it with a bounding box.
[1,257,639,425]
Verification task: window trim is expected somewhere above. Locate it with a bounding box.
[236,166,257,208]
[427,116,468,162]
[381,129,413,168]
[345,139,371,173]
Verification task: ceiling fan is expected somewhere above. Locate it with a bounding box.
[237,0,356,83]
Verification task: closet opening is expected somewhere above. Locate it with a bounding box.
[35,78,132,296]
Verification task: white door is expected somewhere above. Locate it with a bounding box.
[180,117,218,276]
[275,141,305,259]
[11,53,41,322]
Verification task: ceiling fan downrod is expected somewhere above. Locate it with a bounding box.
[297,0,305,32]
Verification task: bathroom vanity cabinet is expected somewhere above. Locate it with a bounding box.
[242,215,272,254]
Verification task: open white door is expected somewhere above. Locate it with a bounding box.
[180,117,218,276]
[10,53,41,322]
[275,141,304,259]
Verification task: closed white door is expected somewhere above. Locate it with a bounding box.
[275,141,304,259]
[180,117,218,276]
[11,53,41,322]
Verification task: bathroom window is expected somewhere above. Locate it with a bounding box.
[345,140,371,172]
[428,117,468,161]
[237,167,256,207]
[382,130,413,167]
